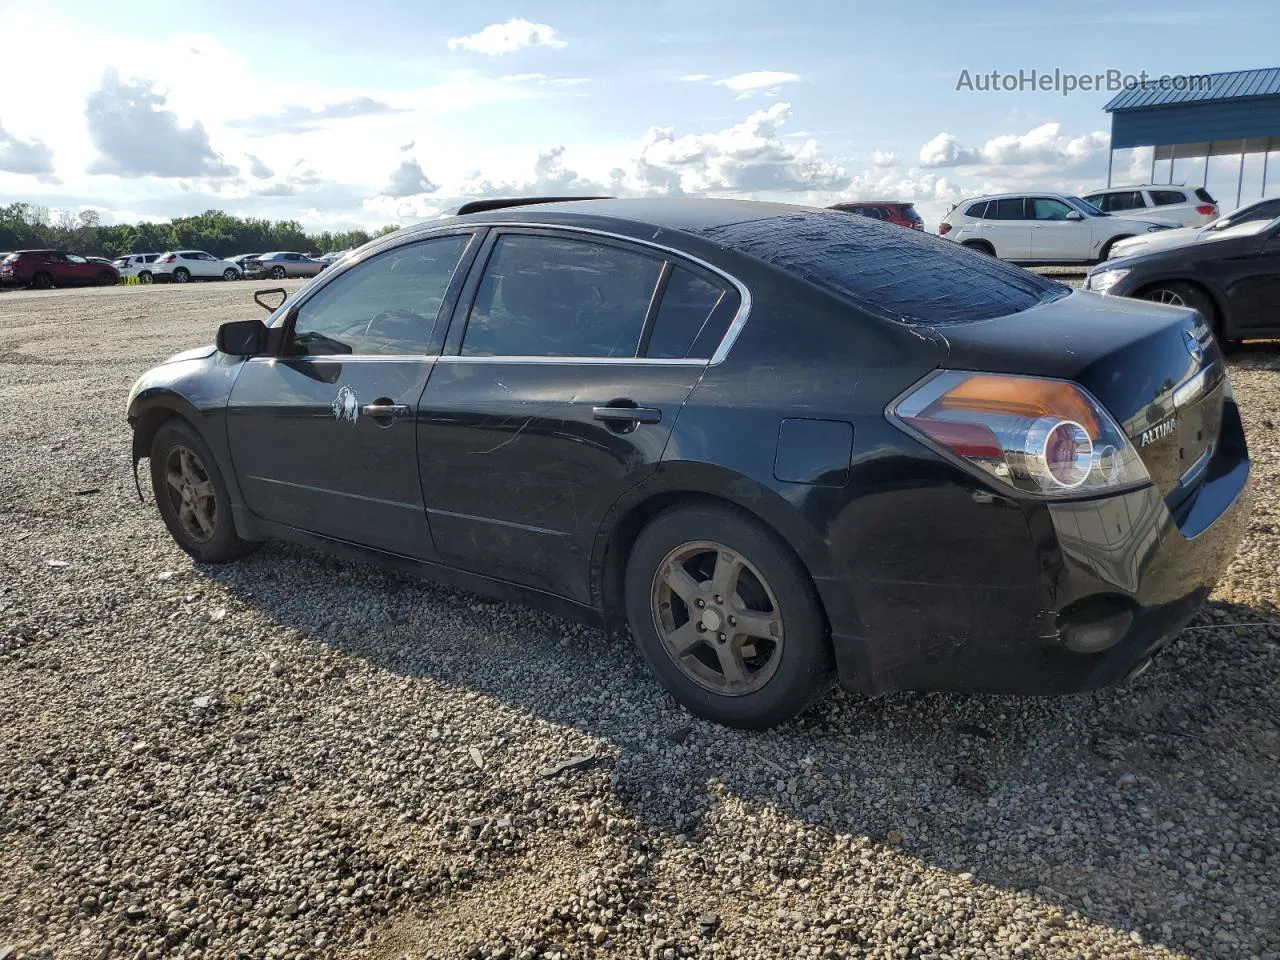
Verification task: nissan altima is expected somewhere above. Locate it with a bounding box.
[127,198,1250,728]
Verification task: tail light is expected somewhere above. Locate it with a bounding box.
[890,371,1150,497]
[938,222,952,235]
[1196,205,1216,216]
[912,222,924,230]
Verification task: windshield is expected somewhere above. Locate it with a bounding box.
[1066,196,1107,217]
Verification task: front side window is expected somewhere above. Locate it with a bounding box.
[646,266,734,360]
[288,234,470,357]
[65,254,86,264]
[461,234,662,358]
[1030,198,1074,221]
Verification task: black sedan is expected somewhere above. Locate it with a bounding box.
[127,198,1250,728]
[1085,207,1280,342]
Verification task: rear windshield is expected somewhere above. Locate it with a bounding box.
[692,212,1067,326]
[1195,187,1215,203]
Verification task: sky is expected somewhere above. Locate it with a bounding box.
[1,0,1279,232]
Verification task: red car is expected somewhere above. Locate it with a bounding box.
[828,201,925,230]
[0,250,120,289]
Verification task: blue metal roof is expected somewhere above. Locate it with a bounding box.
[1104,67,1280,111]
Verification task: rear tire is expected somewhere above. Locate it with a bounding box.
[271,266,287,280]
[32,271,53,290]
[138,271,153,284]
[149,419,259,564]
[962,240,996,257]
[173,267,190,284]
[624,503,833,729]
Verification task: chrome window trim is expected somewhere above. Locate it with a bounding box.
[273,220,753,364]
[246,354,436,363]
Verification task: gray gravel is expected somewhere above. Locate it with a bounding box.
[1,282,1278,960]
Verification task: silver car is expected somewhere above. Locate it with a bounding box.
[244,251,326,280]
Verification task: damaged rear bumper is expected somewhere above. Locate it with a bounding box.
[825,404,1251,697]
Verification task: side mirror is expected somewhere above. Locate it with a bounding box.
[216,318,267,356]
[254,287,288,312]
[1065,210,1085,221]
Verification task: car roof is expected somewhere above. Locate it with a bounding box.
[14,249,63,254]
[829,200,912,207]
[960,192,1076,203]
[424,197,836,237]
[1087,184,1189,192]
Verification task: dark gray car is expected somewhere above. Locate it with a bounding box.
[244,252,326,280]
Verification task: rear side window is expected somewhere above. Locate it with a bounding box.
[645,266,735,359]
[990,198,1026,220]
[1102,192,1144,212]
[1195,187,1215,203]
[693,211,1066,326]
[462,234,662,358]
[1149,190,1187,205]
[897,205,921,221]
[964,201,989,219]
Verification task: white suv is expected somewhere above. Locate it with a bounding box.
[111,253,161,283]
[1083,185,1218,228]
[152,250,242,283]
[939,193,1176,264]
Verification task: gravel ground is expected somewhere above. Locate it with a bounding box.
[1,282,1278,960]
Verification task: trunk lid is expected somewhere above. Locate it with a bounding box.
[935,289,1225,501]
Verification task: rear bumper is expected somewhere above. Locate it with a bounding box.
[826,401,1251,696]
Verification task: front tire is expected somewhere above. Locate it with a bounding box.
[98,270,117,286]
[1139,280,1230,343]
[173,267,190,284]
[149,419,258,564]
[223,268,239,281]
[624,503,833,729]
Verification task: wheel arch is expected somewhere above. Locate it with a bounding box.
[589,465,835,634]
[960,238,995,255]
[1131,275,1228,334]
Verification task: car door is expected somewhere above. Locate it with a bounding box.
[225,231,478,558]
[416,228,739,602]
[1029,197,1085,260]
[61,254,96,284]
[982,198,1031,260]
[1227,223,1280,333]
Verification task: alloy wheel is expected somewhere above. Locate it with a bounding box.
[163,445,217,543]
[1142,288,1186,307]
[650,540,784,696]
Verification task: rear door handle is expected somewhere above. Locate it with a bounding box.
[592,405,662,424]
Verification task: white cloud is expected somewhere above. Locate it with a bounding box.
[382,159,439,198]
[869,150,898,168]
[0,122,59,183]
[717,71,801,94]
[447,19,566,55]
[247,154,273,179]
[680,74,712,82]
[229,97,405,137]
[919,122,1109,170]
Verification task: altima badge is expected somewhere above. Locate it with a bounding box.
[332,385,359,424]
[1139,418,1176,447]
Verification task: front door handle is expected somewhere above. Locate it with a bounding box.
[361,401,412,422]
[592,404,662,424]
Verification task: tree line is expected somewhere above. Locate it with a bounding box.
[0,204,401,259]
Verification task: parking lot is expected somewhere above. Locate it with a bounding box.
[1,281,1278,959]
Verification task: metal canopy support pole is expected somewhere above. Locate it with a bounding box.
[1236,141,1246,209]
[1263,139,1272,198]
[1106,149,1114,187]
[1204,143,1212,189]
[1150,148,1157,183]
[1170,156,1176,184]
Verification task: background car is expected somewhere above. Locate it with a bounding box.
[128,197,1248,730]
[243,251,327,280]
[225,254,261,278]
[827,201,924,230]
[112,253,162,283]
[1084,184,1218,228]
[0,250,119,289]
[151,251,242,283]
[1107,196,1280,259]
[939,193,1175,263]
[316,249,353,266]
[1085,209,1280,343]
